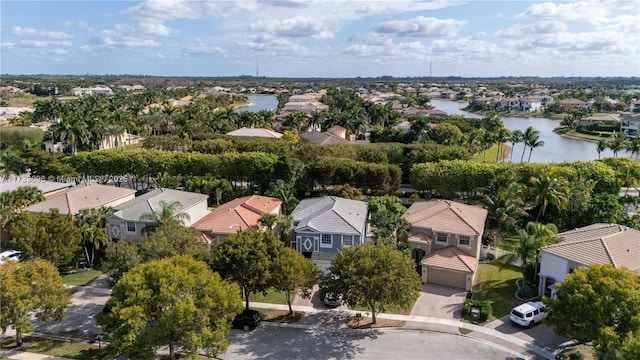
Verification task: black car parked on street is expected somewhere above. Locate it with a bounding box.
[232,309,260,331]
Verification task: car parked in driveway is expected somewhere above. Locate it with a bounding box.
[233,309,260,331]
[510,301,548,328]
[323,292,343,307]
[0,250,21,265]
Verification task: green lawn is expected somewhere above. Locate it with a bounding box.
[248,288,288,305]
[61,269,103,286]
[471,144,510,163]
[472,262,522,321]
[0,335,109,360]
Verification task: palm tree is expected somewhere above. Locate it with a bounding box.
[75,207,113,267]
[502,222,559,281]
[625,136,640,159]
[523,126,544,162]
[139,200,190,232]
[529,172,569,222]
[275,214,294,243]
[494,127,510,162]
[258,213,278,230]
[608,133,626,157]
[509,129,523,162]
[481,177,527,233]
[52,114,90,155]
[596,139,608,159]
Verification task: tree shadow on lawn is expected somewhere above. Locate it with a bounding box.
[227,326,381,360]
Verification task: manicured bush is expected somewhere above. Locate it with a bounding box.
[462,299,492,322]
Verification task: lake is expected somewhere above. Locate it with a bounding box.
[238,95,619,163]
[430,99,616,163]
[235,95,278,113]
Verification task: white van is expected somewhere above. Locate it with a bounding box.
[509,301,548,328]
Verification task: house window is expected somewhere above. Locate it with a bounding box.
[342,235,353,247]
[321,234,332,248]
[126,222,136,232]
[459,235,470,246]
[436,233,448,243]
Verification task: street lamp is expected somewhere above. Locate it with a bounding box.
[95,335,103,350]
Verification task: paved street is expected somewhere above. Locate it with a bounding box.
[220,324,525,360]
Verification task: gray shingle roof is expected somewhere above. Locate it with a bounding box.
[110,188,208,221]
[543,224,640,272]
[292,196,368,235]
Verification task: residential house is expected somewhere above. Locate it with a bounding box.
[620,113,640,137]
[0,178,74,198]
[72,85,113,96]
[519,97,542,112]
[300,130,351,145]
[402,199,488,290]
[559,98,589,112]
[226,127,283,139]
[105,188,209,240]
[291,196,369,269]
[26,183,136,215]
[538,223,640,299]
[629,100,640,113]
[191,195,282,246]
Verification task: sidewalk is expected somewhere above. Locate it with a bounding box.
[250,301,558,360]
[0,349,73,360]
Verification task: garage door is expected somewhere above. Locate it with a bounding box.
[427,267,466,289]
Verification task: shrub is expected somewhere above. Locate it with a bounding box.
[462,299,492,322]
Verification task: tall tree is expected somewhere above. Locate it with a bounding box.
[545,264,640,360]
[9,210,82,268]
[524,127,544,162]
[597,139,608,159]
[326,241,420,324]
[502,222,558,281]
[0,186,44,227]
[368,195,410,243]
[213,230,282,309]
[529,171,569,222]
[138,221,212,263]
[272,247,318,314]
[608,133,626,158]
[97,256,242,360]
[509,129,523,162]
[0,258,70,346]
[74,207,114,268]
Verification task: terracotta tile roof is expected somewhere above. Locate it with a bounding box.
[226,127,283,138]
[402,199,487,236]
[192,195,281,234]
[543,224,640,272]
[421,246,478,273]
[408,232,432,244]
[26,183,136,215]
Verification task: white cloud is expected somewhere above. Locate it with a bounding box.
[355,0,463,16]
[182,39,228,56]
[125,0,258,22]
[1,42,16,50]
[63,21,73,28]
[114,23,173,37]
[373,16,464,37]
[94,29,161,48]
[518,1,623,24]
[236,33,307,58]
[21,40,72,48]
[11,26,72,40]
[496,21,568,38]
[343,37,427,61]
[430,37,512,63]
[155,52,166,59]
[249,16,334,38]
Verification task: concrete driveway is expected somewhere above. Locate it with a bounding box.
[475,316,571,355]
[409,283,467,319]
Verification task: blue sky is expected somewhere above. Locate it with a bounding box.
[2,0,639,77]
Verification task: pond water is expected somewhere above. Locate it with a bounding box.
[430,99,616,163]
[235,95,278,113]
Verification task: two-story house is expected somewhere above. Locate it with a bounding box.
[620,113,640,137]
[538,223,640,299]
[291,196,369,270]
[402,199,488,291]
[106,188,209,240]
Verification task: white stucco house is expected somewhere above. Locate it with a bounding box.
[538,223,640,299]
